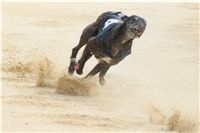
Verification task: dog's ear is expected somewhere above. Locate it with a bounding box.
[124,15,139,24]
[124,16,132,24]
[121,15,129,21]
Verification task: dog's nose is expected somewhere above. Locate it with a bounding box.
[138,18,147,29]
[133,25,139,31]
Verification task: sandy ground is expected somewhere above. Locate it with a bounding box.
[1,3,199,132]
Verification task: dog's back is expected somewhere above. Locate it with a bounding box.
[96,12,124,56]
[96,12,133,60]
[98,11,124,33]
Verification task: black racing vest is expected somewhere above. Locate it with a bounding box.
[96,12,133,58]
[98,12,124,33]
[96,13,123,57]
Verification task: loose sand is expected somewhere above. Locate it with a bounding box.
[1,3,199,132]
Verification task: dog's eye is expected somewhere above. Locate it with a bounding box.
[134,17,138,21]
[133,27,137,30]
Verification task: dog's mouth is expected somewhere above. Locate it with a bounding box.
[136,30,145,38]
[128,27,144,38]
[134,30,143,38]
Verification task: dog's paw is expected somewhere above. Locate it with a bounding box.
[76,68,83,75]
[99,79,105,86]
[68,58,78,75]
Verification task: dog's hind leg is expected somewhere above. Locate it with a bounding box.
[70,22,98,59]
[76,36,98,75]
[69,22,98,75]
[69,11,117,59]
[76,45,93,75]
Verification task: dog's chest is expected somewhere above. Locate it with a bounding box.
[96,57,112,64]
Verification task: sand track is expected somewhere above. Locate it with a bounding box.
[2,3,199,132]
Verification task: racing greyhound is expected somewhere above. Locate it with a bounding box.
[68,11,146,85]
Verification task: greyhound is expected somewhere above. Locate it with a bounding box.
[68,11,146,85]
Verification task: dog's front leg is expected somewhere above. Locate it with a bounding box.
[84,63,105,79]
[99,65,110,85]
[84,63,110,85]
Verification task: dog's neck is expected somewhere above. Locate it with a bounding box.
[115,24,135,43]
[110,24,134,56]
[121,23,136,43]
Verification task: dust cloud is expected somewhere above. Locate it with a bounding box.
[2,3,199,132]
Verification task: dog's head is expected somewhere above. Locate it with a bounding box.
[125,15,147,38]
